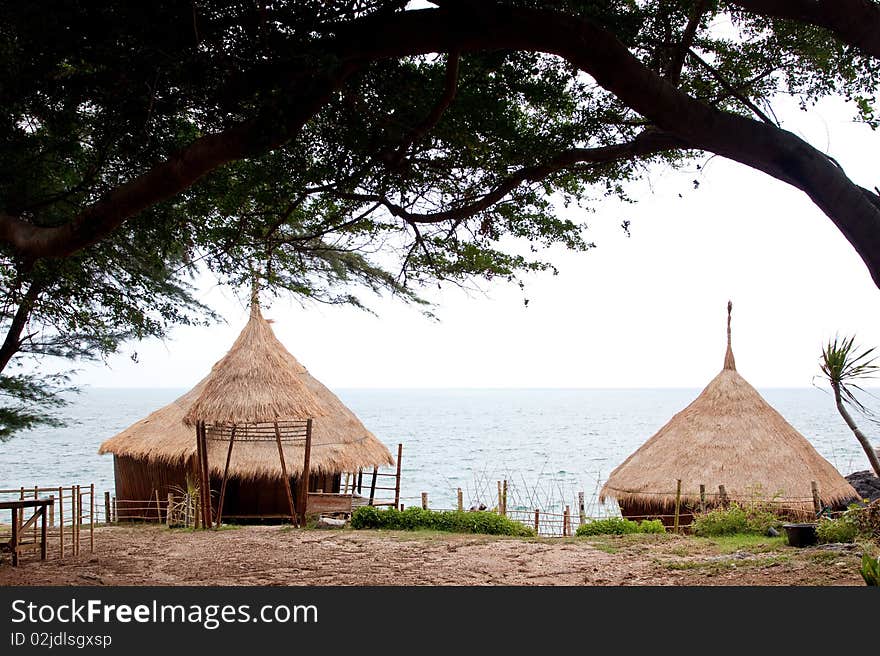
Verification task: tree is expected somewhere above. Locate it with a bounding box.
[2,1,880,437]
[819,336,880,479]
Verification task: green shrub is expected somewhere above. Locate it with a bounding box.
[816,516,859,544]
[638,519,667,534]
[575,517,668,536]
[350,506,534,537]
[576,517,639,536]
[691,503,782,537]
[861,554,880,586]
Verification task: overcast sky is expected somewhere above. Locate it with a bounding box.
[71,94,880,390]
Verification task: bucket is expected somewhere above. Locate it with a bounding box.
[782,522,818,547]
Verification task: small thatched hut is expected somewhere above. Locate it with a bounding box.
[99,302,393,519]
[600,303,859,521]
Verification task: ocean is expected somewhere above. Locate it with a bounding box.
[0,387,873,514]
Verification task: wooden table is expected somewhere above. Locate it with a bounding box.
[1,498,54,566]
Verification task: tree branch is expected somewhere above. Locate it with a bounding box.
[727,0,880,60]
[664,0,709,85]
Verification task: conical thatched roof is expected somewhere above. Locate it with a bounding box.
[183,303,327,426]
[99,303,393,479]
[600,302,859,513]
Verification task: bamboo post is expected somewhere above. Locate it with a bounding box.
[33,486,38,544]
[673,479,682,533]
[811,481,822,515]
[497,481,503,515]
[534,509,540,535]
[368,466,378,506]
[578,492,586,526]
[274,420,298,527]
[216,427,237,527]
[154,489,161,522]
[75,485,81,556]
[166,494,173,527]
[564,505,571,537]
[296,418,313,526]
[718,484,728,508]
[502,480,508,516]
[457,488,463,511]
[104,491,110,525]
[10,506,18,566]
[49,494,55,528]
[393,443,403,509]
[112,495,117,524]
[699,484,706,514]
[40,505,48,561]
[59,486,64,559]
[357,468,363,494]
[90,483,95,553]
[199,422,213,529]
[421,492,428,510]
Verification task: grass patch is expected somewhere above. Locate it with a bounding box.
[691,503,782,537]
[702,534,788,554]
[665,554,790,574]
[351,506,534,537]
[575,517,665,537]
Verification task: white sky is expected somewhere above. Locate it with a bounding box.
[72,95,880,390]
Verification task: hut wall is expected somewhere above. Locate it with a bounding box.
[113,455,191,520]
[113,455,341,520]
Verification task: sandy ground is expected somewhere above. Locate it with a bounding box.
[0,525,867,586]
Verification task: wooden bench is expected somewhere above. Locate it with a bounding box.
[1,498,54,566]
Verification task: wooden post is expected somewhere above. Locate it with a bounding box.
[578,492,586,526]
[497,481,503,515]
[75,485,81,556]
[393,443,403,509]
[718,484,728,508]
[534,509,540,535]
[10,506,18,566]
[699,484,706,514]
[32,486,37,544]
[198,422,213,529]
[48,494,55,528]
[167,494,173,527]
[357,468,363,494]
[502,480,508,516]
[343,473,350,495]
[368,466,378,506]
[59,486,64,559]
[216,427,236,527]
[673,479,682,534]
[90,483,95,553]
[273,420,298,526]
[421,492,428,510]
[811,481,822,515]
[564,505,571,537]
[296,418,313,526]
[104,491,111,525]
[112,496,117,524]
[40,505,48,561]
[457,488,463,512]
[154,489,161,522]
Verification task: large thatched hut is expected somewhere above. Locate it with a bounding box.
[600,303,859,521]
[99,302,393,520]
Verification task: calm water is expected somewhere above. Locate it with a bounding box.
[0,388,874,513]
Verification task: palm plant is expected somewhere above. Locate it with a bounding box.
[819,336,880,478]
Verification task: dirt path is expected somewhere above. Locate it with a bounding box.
[0,525,866,586]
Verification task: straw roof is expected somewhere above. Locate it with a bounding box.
[183,303,326,426]
[99,304,393,479]
[600,302,859,512]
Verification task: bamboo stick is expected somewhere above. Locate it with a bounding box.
[534,509,540,535]
[578,492,585,526]
[393,443,403,509]
[673,479,682,533]
[457,488,463,512]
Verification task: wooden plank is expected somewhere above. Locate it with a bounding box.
[10,507,18,566]
[40,505,47,560]
[305,493,353,515]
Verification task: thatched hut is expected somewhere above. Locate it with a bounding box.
[600,303,859,522]
[99,302,393,520]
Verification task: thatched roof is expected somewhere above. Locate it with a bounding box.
[600,302,859,513]
[99,304,393,479]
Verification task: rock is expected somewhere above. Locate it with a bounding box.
[846,470,880,503]
[315,516,347,529]
[767,526,780,537]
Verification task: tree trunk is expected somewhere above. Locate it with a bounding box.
[0,281,41,373]
[832,382,880,479]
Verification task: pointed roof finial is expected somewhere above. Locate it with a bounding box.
[724,300,736,370]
